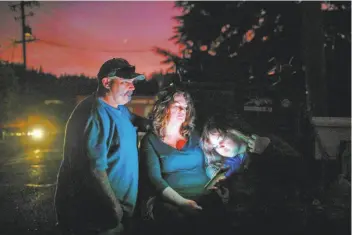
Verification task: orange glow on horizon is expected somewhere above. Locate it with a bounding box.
[0,2,182,78]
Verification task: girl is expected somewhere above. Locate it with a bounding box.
[200,114,271,180]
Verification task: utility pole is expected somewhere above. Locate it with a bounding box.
[9,1,39,69]
[302,2,328,117]
[20,1,27,69]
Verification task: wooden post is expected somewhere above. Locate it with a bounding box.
[302,2,328,117]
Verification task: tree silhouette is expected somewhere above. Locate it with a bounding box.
[0,62,20,123]
[154,1,350,116]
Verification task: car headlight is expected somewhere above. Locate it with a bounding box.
[28,128,44,140]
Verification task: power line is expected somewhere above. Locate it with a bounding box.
[36,39,153,53]
[0,38,155,64]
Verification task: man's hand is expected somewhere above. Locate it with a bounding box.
[131,114,152,132]
[247,135,271,154]
[113,202,124,224]
[92,169,124,226]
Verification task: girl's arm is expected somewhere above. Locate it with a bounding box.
[224,154,246,178]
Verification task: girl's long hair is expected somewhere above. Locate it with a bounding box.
[200,114,253,166]
[201,113,302,167]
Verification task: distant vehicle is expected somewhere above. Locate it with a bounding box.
[0,100,68,149]
[1,114,63,149]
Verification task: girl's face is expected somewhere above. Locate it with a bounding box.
[207,131,246,157]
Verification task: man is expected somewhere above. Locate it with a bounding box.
[55,58,151,234]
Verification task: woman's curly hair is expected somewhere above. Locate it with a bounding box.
[150,86,196,139]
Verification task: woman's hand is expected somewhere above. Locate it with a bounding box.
[247,135,271,154]
[180,199,203,210]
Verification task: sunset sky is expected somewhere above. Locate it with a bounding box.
[0,1,181,78]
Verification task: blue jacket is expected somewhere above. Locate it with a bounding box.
[206,153,247,179]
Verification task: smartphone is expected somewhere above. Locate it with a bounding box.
[204,167,227,190]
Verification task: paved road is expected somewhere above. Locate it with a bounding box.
[0,143,62,235]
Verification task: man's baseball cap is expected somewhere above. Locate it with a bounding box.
[97,58,145,81]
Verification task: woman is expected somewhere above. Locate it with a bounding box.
[139,87,228,235]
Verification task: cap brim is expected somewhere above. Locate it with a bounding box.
[130,73,146,81]
[115,70,145,81]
